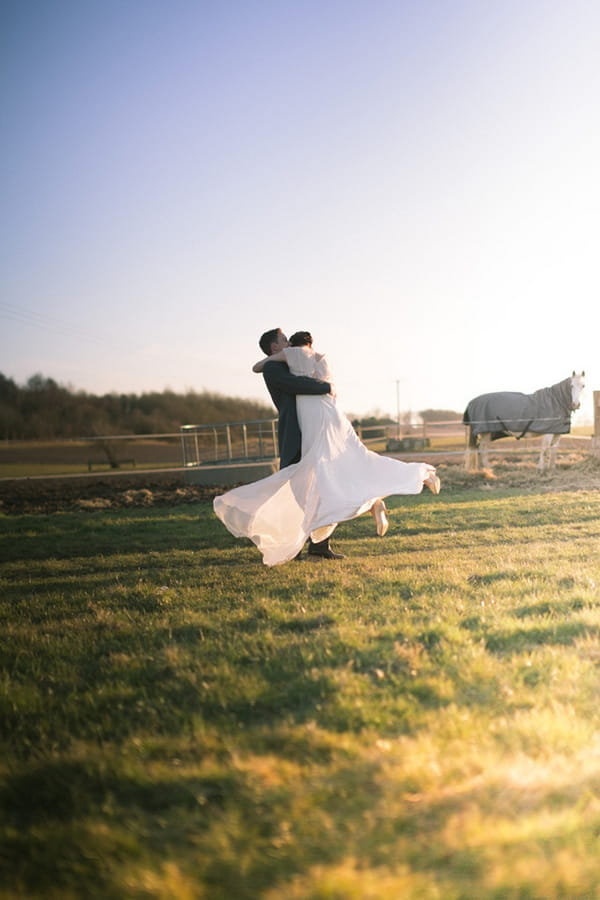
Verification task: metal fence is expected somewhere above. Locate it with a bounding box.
[180,419,280,467]
[1,419,592,479]
[179,419,468,467]
[179,417,594,469]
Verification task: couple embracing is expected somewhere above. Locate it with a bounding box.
[214,328,440,566]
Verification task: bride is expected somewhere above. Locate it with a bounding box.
[213,331,440,567]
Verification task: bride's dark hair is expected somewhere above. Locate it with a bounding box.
[289,331,312,347]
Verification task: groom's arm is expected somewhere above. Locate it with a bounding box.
[263,361,331,395]
[263,363,331,395]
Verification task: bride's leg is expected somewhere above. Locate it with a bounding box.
[424,468,441,494]
[370,498,388,536]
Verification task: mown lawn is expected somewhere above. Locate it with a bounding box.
[2,482,600,898]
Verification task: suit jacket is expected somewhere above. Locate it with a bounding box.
[262,360,331,468]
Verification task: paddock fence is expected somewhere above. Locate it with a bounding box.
[179,419,594,468]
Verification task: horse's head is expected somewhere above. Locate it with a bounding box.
[570,370,585,410]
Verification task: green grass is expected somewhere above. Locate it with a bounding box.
[3,485,600,898]
[0,462,178,478]
[0,463,95,478]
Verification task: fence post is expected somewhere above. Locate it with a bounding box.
[592,391,600,457]
[180,430,188,467]
[257,423,264,458]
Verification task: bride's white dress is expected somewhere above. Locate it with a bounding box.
[213,347,436,566]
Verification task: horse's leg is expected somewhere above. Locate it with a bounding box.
[537,435,546,470]
[479,434,491,470]
[548,434,560,469]
[465,425,477,471]
[537,434,554,471]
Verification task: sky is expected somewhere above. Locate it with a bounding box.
[1,0,598,423]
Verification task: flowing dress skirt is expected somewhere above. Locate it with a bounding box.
[213,394,435,566]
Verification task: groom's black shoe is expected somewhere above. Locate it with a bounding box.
[307,538,345,560]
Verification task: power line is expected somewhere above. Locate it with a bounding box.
[0,301,138,353]
[0,301,108,345]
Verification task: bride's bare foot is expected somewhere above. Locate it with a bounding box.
[370,498,389,536]
[425,472,441,495]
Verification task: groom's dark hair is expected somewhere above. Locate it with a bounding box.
[259,328,280,356]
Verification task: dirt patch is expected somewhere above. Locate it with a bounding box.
[0,472,224,515]
[1,454,600,515]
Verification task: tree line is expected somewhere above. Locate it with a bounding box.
[0,374,275,440]
[0,373,462,441]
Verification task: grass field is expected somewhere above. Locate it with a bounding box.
[2,474,600,898]
[0,439,183,479]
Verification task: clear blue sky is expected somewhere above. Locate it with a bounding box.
[2,0,597,421]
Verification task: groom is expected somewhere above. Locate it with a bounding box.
[259,327,344,560]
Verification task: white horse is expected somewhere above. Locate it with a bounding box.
[464,372,585,472]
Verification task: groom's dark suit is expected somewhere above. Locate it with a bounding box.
[262,360,331,468]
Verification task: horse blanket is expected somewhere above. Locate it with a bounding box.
[463,378,573,441]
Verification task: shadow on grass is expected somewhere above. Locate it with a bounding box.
[0,756,245,897]
[514,597,589,619]
[0,507,222,564]
[467,570,541,586]
[485,621,600,655]
[2,618,342,750]
[0,734,387,899]
[277,614,337,633]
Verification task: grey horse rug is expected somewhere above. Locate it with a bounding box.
[463,378,574,441]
